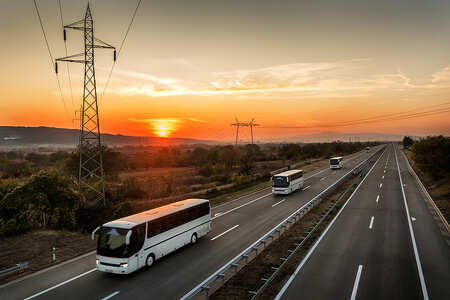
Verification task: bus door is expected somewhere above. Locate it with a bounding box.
[128,224,147,271]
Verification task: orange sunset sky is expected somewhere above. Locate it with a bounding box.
[1,0,450,142]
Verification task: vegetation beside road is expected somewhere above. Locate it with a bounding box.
[403,135,450,222]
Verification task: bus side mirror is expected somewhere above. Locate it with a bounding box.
[125,230,132,245]
[92,226,101,240]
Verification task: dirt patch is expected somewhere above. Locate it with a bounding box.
[0,230,95,284]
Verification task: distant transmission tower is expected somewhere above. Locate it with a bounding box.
[56,4,116,206]
[230,118,259,146]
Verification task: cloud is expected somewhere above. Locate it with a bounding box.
[110,59,449,98]
[431,66,450,83]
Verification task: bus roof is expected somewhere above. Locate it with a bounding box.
[330,157,342,160]
[102,199,209,229]
[273,169,303,177]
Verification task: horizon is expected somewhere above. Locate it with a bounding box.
[1,1,449,141]
[0,125,412,145]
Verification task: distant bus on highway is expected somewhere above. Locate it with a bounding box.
[271,170,304,195]
[330,157,343,169]
[92,199,211,274]
[365,147,370,153]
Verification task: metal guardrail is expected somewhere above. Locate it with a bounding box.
[0,262,28,278]
[182,147,384,300]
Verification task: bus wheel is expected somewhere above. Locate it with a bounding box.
[146,254,155,267]
[191,233,197,245]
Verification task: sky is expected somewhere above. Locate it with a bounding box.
[1,0,450,142]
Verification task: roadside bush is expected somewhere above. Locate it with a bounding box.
[411,135,450,180]
[0,171,82,234]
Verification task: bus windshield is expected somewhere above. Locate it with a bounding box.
[272,176,289,187]
[330,158,339,165]
[97,227,131,258]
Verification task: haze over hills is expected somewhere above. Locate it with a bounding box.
[0,126,408,148]
[0,126,214,148]
[277,131,406,143]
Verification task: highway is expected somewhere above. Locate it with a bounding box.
[276,144,450,300]
[0,146,388,300]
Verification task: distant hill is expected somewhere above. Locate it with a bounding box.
[0,126,214,147]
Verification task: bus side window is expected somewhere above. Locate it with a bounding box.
[137,223,146,247]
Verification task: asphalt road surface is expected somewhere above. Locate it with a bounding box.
[276,144,450,300]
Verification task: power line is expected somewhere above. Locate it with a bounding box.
[262,102,450,129]
[34,0,72,124]
[99,0,142,105]
[58,0,75,112]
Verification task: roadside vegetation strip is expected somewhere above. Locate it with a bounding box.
[401,150,450,233]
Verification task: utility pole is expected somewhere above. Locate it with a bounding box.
[230,118,259,146]
[56,3,115,206]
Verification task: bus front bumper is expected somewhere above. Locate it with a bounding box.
[96,257,130,274]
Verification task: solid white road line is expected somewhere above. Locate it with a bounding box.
[369,216,374,229]
[350,265,363,300]
[102,291,120,300]
[272,199,286,207]
[211,225,239,241]
[24,269,96,300]
[394,146,429,299]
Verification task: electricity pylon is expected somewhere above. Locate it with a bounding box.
[56,3,116,206]
[230,118,259,146]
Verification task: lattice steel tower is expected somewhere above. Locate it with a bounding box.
[56,4,115,206]
[230,118,259,146]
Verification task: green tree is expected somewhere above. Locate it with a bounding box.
[218,146,237,169]
[411,135,450,180]
[0,171,82,233]
[189,147,209,167]
[65,144,123,179]
[403,136,414,149]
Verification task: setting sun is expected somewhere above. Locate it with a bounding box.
[149,120,179,137]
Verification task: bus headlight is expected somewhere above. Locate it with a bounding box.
[120,263,128,268]
[96,259,99,265]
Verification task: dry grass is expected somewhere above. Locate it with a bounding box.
[0,230,95,284]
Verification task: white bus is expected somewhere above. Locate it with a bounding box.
[330,157,343,169]
[92,199,211,274]
[365,147,370,153]
[271,170,304,195]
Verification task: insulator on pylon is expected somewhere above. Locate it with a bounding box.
[55,62,58,74]
[63,29,66,41]
[113,49,116,61]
